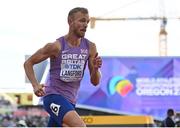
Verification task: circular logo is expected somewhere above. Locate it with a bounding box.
[108,76,133,96]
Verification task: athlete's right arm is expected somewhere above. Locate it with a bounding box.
[24,41,60,96]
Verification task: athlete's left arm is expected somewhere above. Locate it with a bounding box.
[88,42,102,86]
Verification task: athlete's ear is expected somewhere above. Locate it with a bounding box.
[68,17,73,25]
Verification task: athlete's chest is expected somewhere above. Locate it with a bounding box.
[59,47,89,82]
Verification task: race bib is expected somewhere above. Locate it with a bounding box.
[60,53,86,82]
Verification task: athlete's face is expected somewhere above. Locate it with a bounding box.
[70,12,90,37]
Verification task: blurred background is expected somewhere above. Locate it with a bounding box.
[0,0,180,127]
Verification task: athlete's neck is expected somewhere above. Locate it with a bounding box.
[65,34,81,47]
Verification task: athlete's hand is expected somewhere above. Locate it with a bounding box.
[93,53,102,70]
[33,84,45,97]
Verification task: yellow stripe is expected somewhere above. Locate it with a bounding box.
[81,115,154,125]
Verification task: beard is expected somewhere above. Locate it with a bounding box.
[74,29,85,38]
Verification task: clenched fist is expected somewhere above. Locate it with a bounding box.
[93,53,102,70]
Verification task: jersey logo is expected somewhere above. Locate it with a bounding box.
[80,49,88,54]
[50,103,60,116]
[62,49,70,54]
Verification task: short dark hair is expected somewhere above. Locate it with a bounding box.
[68,7,88,18]
[167,109,174,116]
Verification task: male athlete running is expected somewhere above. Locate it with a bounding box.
[24,7,102,127]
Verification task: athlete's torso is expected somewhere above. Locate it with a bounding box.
[44,36,90,104]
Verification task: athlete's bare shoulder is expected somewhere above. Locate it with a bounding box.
[44,40,61,58]
[88,41,97,57]
[53,40,61,51]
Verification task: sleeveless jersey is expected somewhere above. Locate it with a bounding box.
[44,36,90,104]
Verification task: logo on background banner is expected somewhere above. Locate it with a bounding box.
[108,76,133,97]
